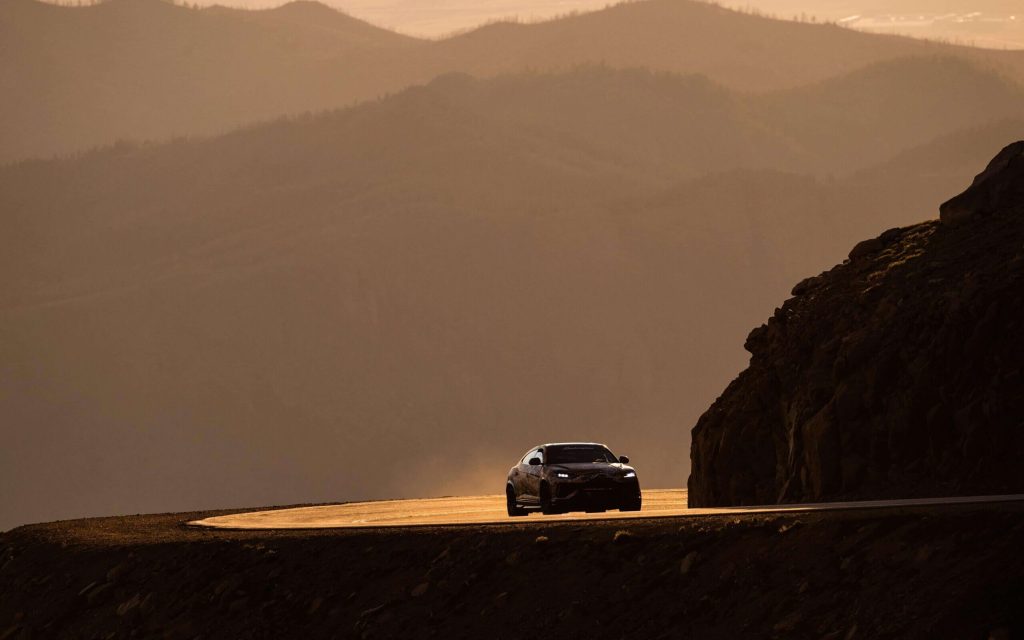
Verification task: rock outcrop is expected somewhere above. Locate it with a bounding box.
[940,141,1024,226]
[689,143,1024,507]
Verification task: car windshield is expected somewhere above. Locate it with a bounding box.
[546,445,617,465]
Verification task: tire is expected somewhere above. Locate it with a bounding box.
[540,483,558,515]
[507,485,527,517]
[621,497,642,512]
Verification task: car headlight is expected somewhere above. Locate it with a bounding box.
[556,472,570,479]
[623,471,636,478]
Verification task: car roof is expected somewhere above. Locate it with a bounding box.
[538,442,607,448]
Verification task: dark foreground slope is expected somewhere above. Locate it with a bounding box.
[1,502,1024,639]
[689,144,1024,507]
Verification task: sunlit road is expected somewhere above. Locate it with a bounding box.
[189,490,1024,530]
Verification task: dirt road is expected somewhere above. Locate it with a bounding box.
[189,489,1024,529]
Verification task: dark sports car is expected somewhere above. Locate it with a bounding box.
[506,442,641,516]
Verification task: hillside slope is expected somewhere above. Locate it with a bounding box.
[755,57,1024,172]
[689,143,1024,506]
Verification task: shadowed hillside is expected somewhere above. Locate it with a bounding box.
[420,0,1023,90]
[755,57,1024,172]
[4,0,1024,163]
[3,62,1023,529]
[433,59,1024,177]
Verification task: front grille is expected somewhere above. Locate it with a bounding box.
[581,477,617,491]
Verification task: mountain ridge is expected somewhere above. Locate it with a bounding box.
[4,0,1024,163]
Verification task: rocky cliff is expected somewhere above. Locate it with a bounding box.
[689,142,1024,507]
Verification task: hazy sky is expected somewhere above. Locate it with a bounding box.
[243,0,615,36]
[164,0,1024,46]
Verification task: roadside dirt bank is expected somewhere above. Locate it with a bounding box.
[1,501,1022,639]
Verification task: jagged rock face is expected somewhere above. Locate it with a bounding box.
[941,141,1024,226]
[689,143,1024,507]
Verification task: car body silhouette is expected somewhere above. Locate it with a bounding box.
[506,442,641,516]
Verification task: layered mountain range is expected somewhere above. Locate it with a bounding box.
[4,0,1024,163]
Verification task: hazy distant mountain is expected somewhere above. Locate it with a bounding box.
[146,0,1024,40]
[855,119,1024,184]
[728,0,1023,15]
[723,0,1024,50]
[755,56,1024,172]
[3,63,1023,529]
[0,0,423,163]
[406,69,814,181]
[418,0,1021,90]
[4,0,1024,163]
[379,60,1024,179]
[6,60,1020,300]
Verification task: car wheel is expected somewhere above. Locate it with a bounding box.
[507,485,527,517]
[540,483,558,515]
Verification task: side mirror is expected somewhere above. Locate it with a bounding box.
[619,455,630,464]
[529,457,541,466]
